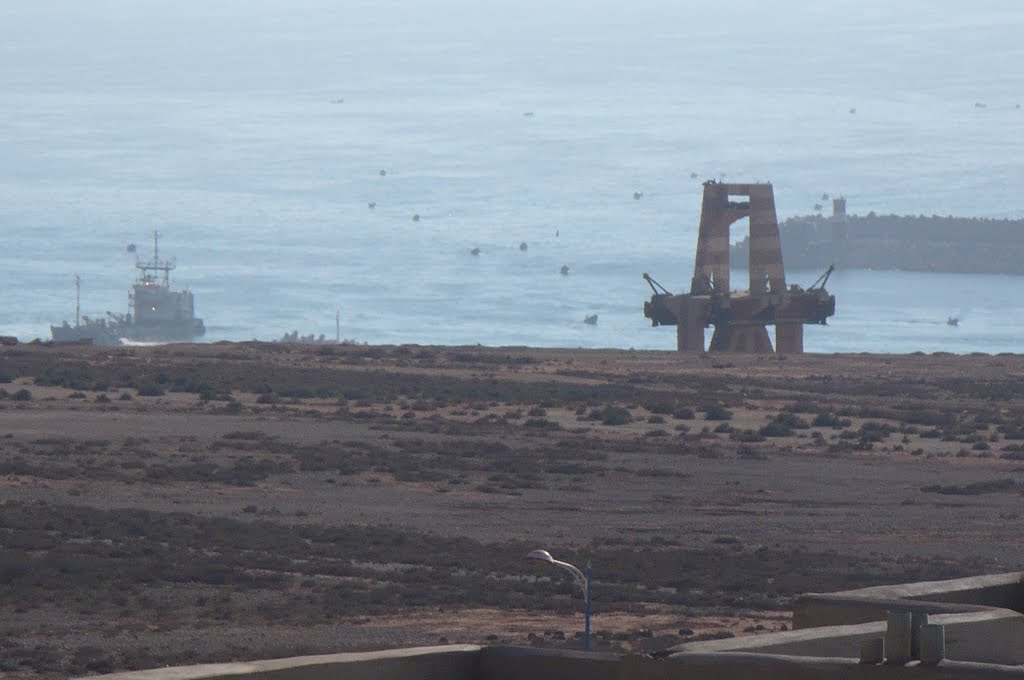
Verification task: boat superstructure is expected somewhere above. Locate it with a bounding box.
[124,232,204,342]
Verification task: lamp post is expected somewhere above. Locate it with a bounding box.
[526,549,591,652]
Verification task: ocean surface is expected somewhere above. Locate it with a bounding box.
[2,0,1023,353]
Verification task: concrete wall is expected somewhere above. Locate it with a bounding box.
[884,574,1024,611]
[80,572,1024,680]
[83,644,1024,680]
[662,652,1024,680]
[478,647,620,680]
[673,572,1024,666]
[672,610,1024,665]
[76,645,481,680]
[794,595,999,629]
[794,573,1024,629]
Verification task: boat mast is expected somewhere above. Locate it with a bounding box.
[136,230,174,287]
[153,230,168,286]
[75,274,80,327]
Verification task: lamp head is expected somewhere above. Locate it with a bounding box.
[526,549,555,565]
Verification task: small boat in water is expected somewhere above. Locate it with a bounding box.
[947,316,959,327]
[583,314,598,325]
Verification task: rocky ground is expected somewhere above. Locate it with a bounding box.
[0,342,1022,677]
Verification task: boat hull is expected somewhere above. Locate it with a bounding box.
[122,319,205,343]
[50,323,123,346]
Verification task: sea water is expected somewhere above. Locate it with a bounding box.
[1,0,1023,353]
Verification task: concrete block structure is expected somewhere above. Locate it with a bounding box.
[83,572,1024,680]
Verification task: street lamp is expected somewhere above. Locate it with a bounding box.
[526,549,592,652]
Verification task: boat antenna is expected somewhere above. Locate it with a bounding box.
[153,230,167,285]
[75,274,81,327]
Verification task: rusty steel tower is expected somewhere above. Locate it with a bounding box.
[644,181,835,353]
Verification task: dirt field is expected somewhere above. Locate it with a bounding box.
[1,342,1022,677]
